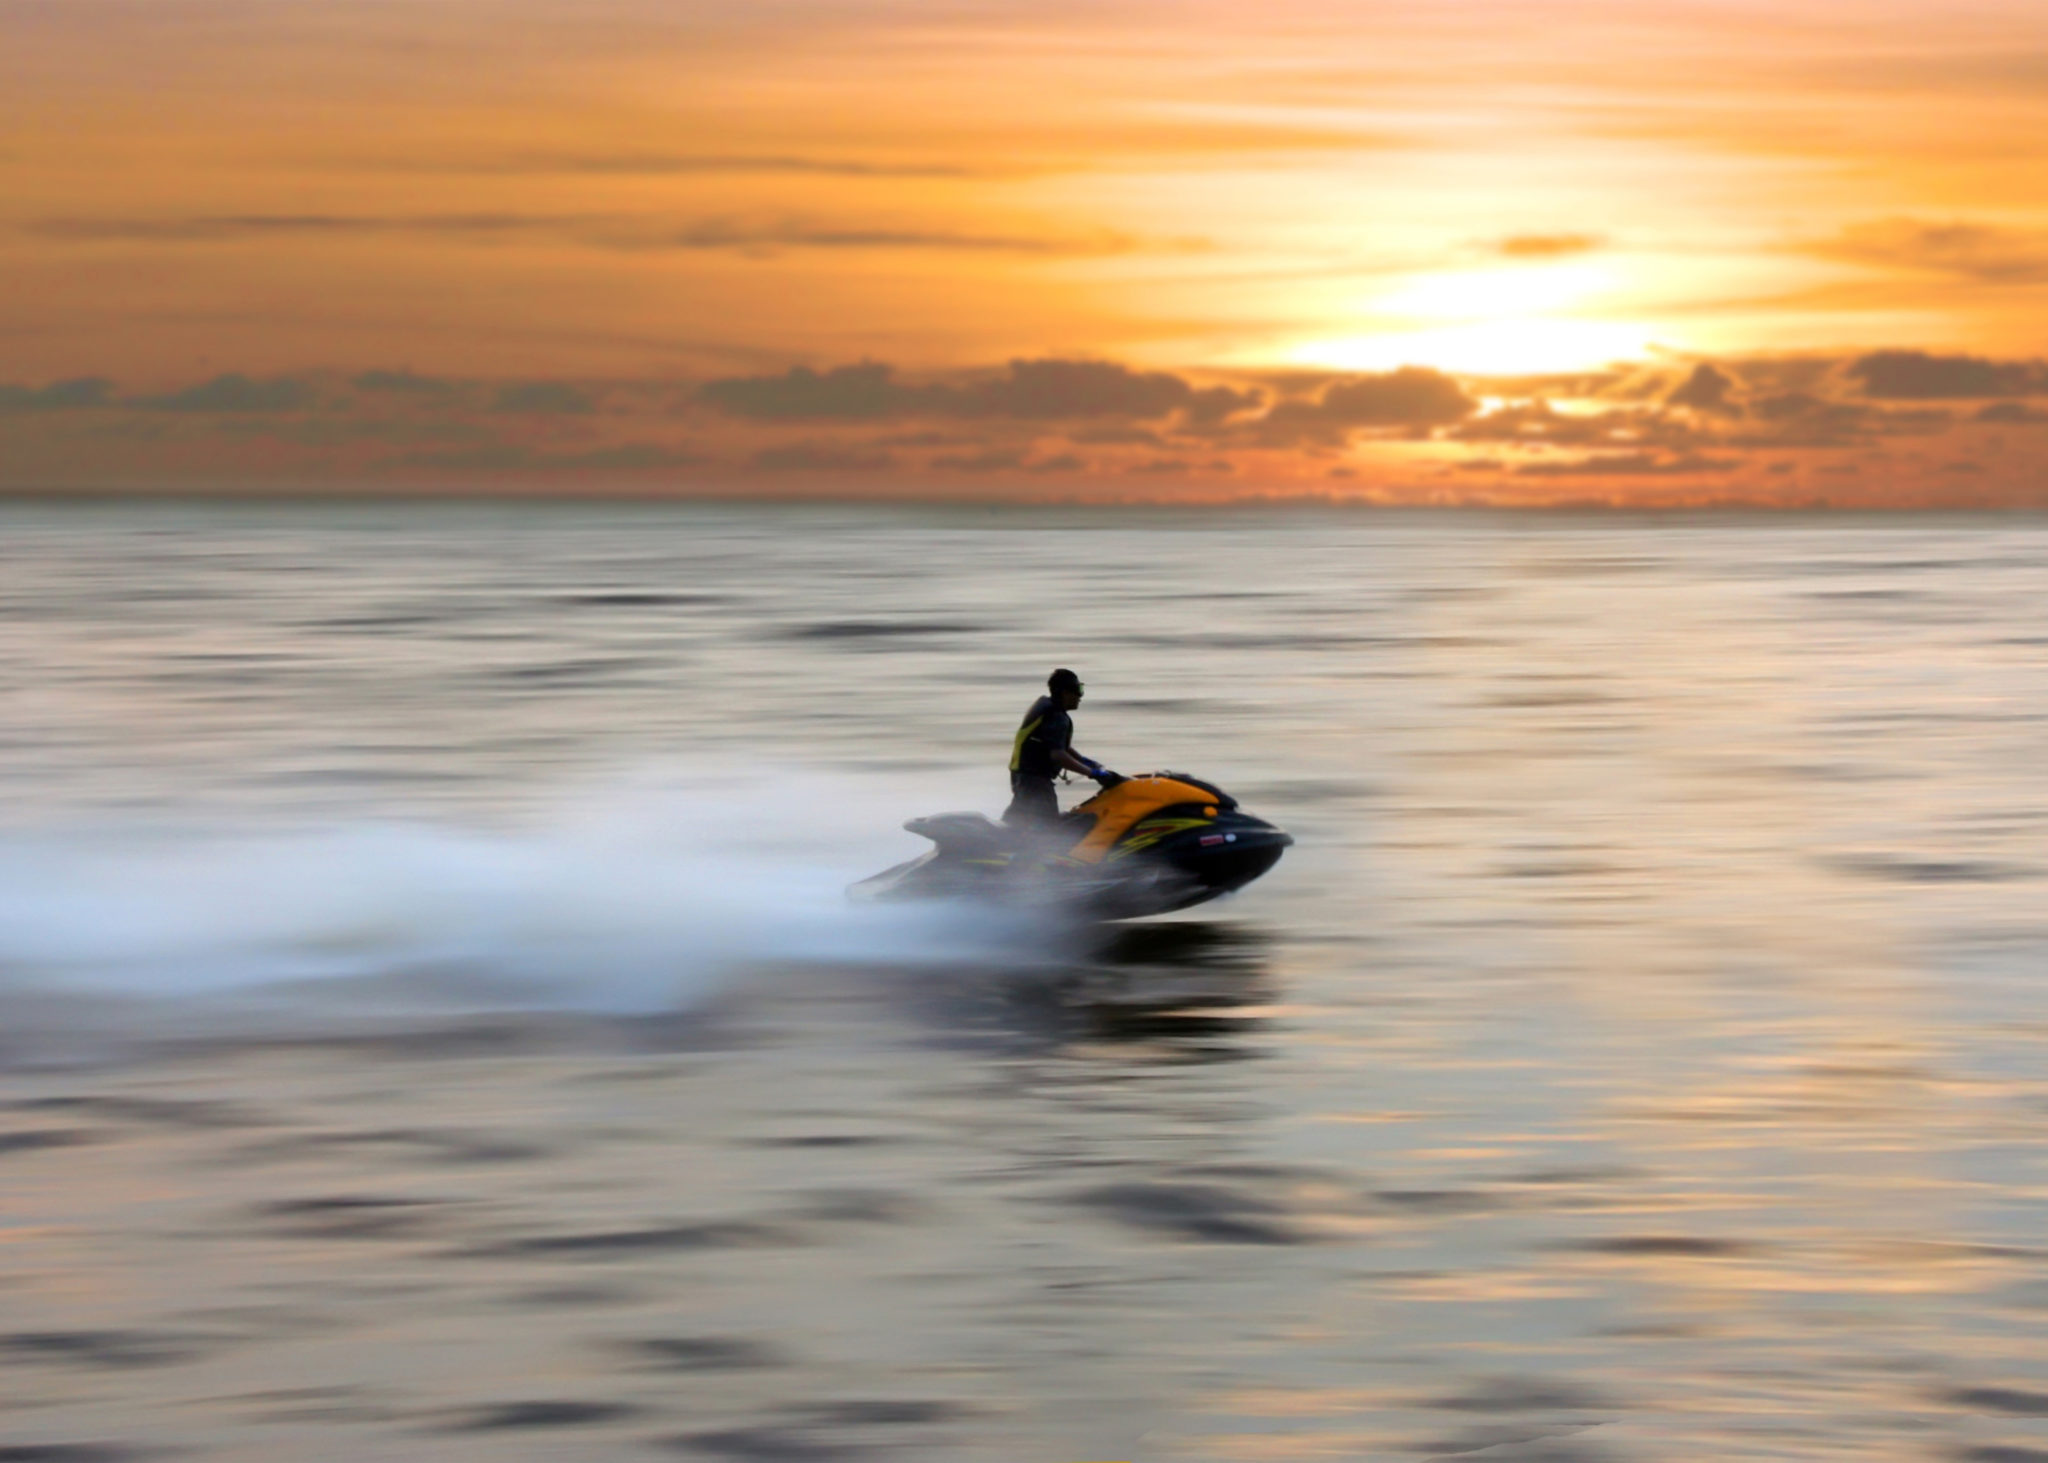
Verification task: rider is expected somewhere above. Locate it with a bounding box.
[1005,667,1118,827]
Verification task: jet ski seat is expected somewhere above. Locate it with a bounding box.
[903,812,1015,857]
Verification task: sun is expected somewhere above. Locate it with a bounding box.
[1275,263,1661,377]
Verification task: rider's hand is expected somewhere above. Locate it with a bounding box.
[1091,767,1123,786]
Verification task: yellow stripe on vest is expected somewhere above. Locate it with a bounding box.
[1009,715,1043,772]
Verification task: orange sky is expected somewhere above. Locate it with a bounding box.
[3,0,2046,505]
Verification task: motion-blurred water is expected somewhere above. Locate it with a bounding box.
[2,501,2046,1460]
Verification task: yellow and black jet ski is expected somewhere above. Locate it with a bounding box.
[850,772,1292,920]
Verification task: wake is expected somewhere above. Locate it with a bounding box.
[0,764,1039,1049]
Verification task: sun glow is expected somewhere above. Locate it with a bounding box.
[1282,263,1659,376]
[1286,319,1657,376]
[1380,264,1609,322]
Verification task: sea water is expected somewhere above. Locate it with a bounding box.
[1,501,2045,1460]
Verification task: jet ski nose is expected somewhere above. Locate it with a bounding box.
[1232,817,1291,847]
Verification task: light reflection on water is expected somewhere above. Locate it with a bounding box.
[0,503,2046,1460]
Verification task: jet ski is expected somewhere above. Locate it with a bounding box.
[850,772,1292,920]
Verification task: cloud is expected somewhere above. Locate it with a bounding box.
[400,442,702,473]
[874,430,979,448]
[1719,357,1844,395]
[1124,457,1236,475]
[700,363,907,420]
[1848,350,2048,399]
[24,350,2040,506]
[493,382,597,414]
[32,215,534,243]
[1513,452,1739,477]
[222,418,493,447]
[955,359,1215,419]
[1748,391,1850,422]
[929,447,1087,473]
[30,213,1129,257]
[750,441,895,472]
[1477,368,1632,399]
[1496,233,1604,259]
[552,444,700,471]
[1727,392,1949,448]
[1816,219,2048,284]
[1978,401,2048,424]
[1449,401,1675,448]
[1068,424,1168,446]
[353,369,458,396]
[1185,383,1265,424]
[699,358,1235,423]
[1666,362,1739,414]
[651,220,1131,255]
[1315,369,1477,425]
[1442,375,1947,458]
[132,374,315,412]
[427,153,999,179]
[930,447,1032,472]
[1261,368,1478,436]
[0,377,112,410]
[1720,392,1876,448]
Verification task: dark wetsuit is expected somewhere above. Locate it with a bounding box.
[1004,694,1073,826]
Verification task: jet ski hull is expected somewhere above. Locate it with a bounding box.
[850,773,1292,920]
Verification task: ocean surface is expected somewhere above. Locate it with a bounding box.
[2,501,2047,1461]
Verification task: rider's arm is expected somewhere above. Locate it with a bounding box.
[1055,746,1096,775]
[1059,748,1121,783]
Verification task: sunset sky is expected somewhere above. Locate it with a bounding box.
[4,0,2046,505]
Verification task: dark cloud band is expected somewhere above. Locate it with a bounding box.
[699,359,1261,423]
[26,214,1132,256]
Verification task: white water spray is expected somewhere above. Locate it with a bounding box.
[0,764,1033,1041]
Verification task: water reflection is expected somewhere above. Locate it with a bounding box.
[1051,921,1278,1050]
[897,920,1279,1057]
